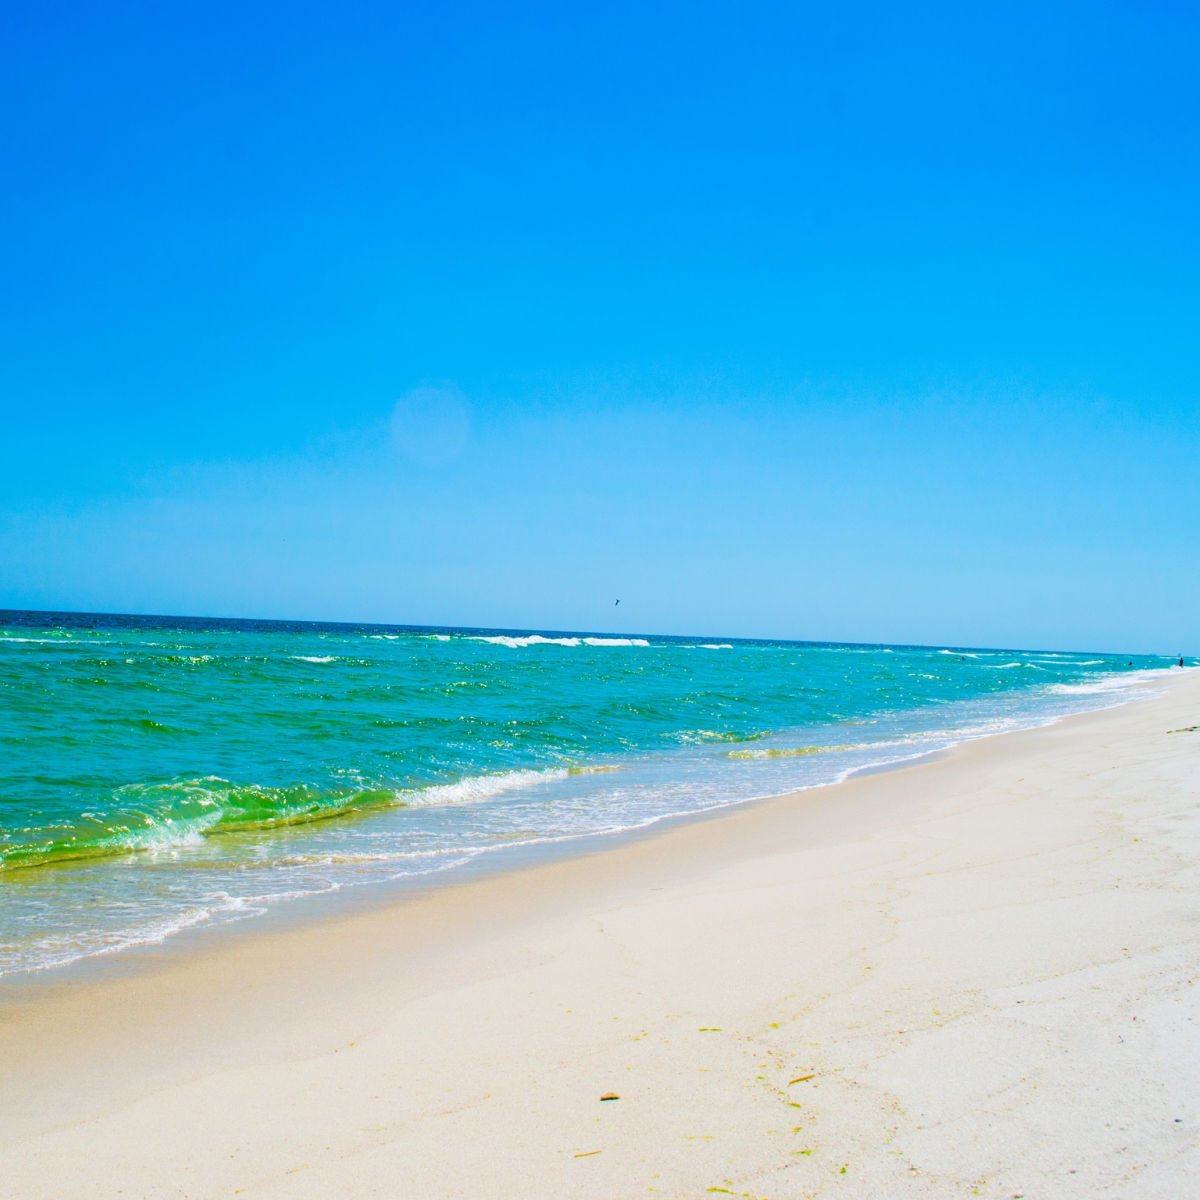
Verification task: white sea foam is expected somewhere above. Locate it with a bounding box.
[697,643,733,650]
[472,635,578,648]
[0,882,333,978]
[273,845,474,868]
[119,822,210,853]
[292,655,337,663]
[402,767,569,807]
[0,636,108,646]
[1047,675,1142,696]
[469,634,650,649]
[0,847,503,978]
[938,649,980,657]
[1,902,234,977]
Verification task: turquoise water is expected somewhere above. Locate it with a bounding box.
[0,610,1178,976]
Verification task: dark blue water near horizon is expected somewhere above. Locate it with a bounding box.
[0,606,1151,658]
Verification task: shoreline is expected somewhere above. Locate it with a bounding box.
[2,670,1197,1197]
[0,667,1172,989]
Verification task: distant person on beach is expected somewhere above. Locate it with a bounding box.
[1180,656,1185,668]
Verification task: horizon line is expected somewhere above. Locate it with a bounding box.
[0,605,1179,662]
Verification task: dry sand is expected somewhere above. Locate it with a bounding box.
[1,672,1197,1199]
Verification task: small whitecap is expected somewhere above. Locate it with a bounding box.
[402,768,568,806]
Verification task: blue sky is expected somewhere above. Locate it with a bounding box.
[1,2,1196,652]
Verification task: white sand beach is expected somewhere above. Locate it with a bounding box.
[1,671,1197,1199]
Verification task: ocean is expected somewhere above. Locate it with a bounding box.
[0,609,1177,977]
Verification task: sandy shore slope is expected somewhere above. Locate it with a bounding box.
[2,673,1198,1199]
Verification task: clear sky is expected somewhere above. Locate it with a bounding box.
[1,2,1196,653]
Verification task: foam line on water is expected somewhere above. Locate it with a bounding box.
[400,768,570,807]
